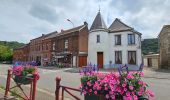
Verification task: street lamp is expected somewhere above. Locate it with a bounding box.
[67,19,74,28]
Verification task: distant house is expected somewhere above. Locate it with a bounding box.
[143,54,160,69]
[88,11,142,69]
[158,25,170,69]
[13,44,29,62]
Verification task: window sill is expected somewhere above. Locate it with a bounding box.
[128,44,136,46]
[115,44,121,46]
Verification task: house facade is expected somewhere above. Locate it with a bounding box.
[52,22,88,67]
[13,22,88,67]
[143,54,159,69]
[88,11,142,69]
[13,44,29,62]
[159,25,170,69]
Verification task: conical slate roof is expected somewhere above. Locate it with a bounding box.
[90,11,107,31]
[109,18,133,32]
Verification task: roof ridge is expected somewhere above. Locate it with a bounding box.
[115,18,132,29]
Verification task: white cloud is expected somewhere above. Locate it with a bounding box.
[0,0,170,43]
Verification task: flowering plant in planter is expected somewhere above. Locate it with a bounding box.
[80,65,154,100]
[12,65,40,85]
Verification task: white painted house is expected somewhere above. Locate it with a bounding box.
[88,11,142,69]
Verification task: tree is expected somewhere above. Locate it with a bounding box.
[0,45,13,61]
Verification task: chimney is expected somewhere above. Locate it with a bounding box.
[84,21,88,25]
[61,29,64,32]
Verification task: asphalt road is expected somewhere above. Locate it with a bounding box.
[0,64,170,100]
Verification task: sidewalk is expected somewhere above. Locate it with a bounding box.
[143,68,170,79]
[63,67,170,80]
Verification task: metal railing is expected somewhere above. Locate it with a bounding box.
[55,77,81,100]
[4,69,38,100]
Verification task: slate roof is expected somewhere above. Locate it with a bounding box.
[109,18,133,32]
[44,31,58,39]
[56,24,86,36]
[90,11,107,31]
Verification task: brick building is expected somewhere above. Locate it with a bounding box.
[29,31,57,65]
[52,22,88,67]
[13,22,88,67]
[159,25,170,69]
[13,44,29,62]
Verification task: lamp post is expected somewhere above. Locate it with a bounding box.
[67,19,74,28]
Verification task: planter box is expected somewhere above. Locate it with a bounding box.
[13,75,33,85]
[84,94,105,100]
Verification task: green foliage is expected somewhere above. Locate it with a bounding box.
[23,67,35,75]
[81,75,97,85]
[142,38,159,55]
[0,41,25,62]
[0,41,25,49]
[0,45,13,61]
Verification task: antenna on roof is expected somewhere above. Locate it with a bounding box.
[99,5,100,12]
[98,0,101,12]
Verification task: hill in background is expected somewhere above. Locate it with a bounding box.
[141,38,159,55]
[0,41,25,49]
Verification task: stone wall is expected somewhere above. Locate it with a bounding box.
[159,25,170,69]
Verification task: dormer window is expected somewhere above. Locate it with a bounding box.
[97,35,100,43]
[115,35,121,45]
[128,34,135,45]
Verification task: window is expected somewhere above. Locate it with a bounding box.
[65,39,68,49]
[115,35,121,45]
[46,44,48,50]
[128,34,135,45]
[97,35,100,43]
[128,51,136,64]
[53,42,55,50]
[115,51,122,64]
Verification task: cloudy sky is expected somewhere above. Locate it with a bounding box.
[0,0,170,43]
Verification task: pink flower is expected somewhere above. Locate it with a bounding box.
[139,87,144,92]
[116,87,121,93]
[111,95,115,99]
[133,95,138,100]
[97,86,101,90]
[94,91,97,95]
[122,82,127,87]
[138,92,142,96]
[138,80,143,85]
[126,91,131,97]
[89,89,92,92]
[87,81,91,86]
[123,96,132,100]
[123,88,127,92]
[83,91,87,95]
[109,91,114,95]
[105,87,108,91]
[127,73,134,79]
[146,90,155,97]
[140,72,144,77]
[129,86,134,90]
[105,94,109,99]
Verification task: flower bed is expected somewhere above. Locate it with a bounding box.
[12,64,40,85]
[80,66,154,100]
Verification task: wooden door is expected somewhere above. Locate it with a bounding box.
[97,52,103,68]
[148,58,152,67]
[79,56,87,67]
